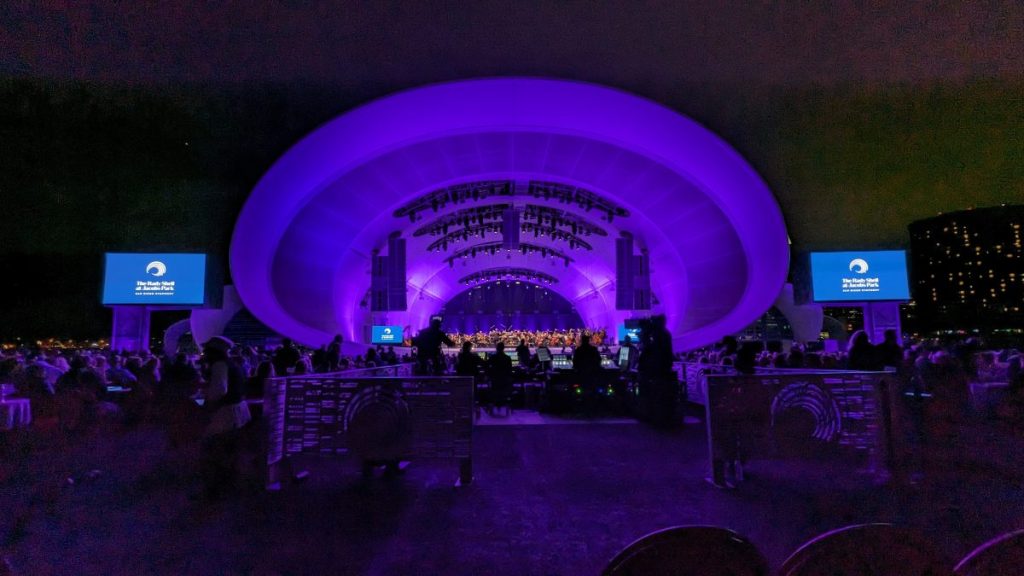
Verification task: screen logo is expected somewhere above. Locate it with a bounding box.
[810,251,909,302]
[848,258,869,274]
[371,325,403,344]
[146,261,167,277]
[102,253,206,306]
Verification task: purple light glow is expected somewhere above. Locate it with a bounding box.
[230,78,789,350]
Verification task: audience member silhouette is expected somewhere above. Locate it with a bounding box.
[415,318,455,374]
[572,332,602,383]
[455,341,483,378]
[198,336,251,500]
[515,339,531,367]
[326,334,343,371]
[876,329,903,369]
[639,315,677,426]
[272,339,301,376]
[487,342,514,412]
[846,330,880,371]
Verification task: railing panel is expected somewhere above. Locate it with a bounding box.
[703,371,897,487]
[265,373,473,488]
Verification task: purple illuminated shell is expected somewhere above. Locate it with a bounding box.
[230,78,789,350]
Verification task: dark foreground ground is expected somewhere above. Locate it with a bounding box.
[2,414,1023,575]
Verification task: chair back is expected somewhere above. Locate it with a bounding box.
[779,523,953,576]
[954,529,1024,575]
[602,525,769,576]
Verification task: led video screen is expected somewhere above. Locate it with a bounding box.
[617,325,642,343]
[810,250,910,302]
[102,253,206,305]
[371,325,403,344]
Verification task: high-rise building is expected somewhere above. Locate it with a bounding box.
[908,205,1024,334]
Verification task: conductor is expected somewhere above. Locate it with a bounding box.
[415,317,454,374]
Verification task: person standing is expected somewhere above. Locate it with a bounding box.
[414,318,454,375]
[272,339,301,376]
[846,330,881,371]
[572,333,602,381]
[572,333,603,413]
[639,315,677,427]
[876,329,903,370]
[487,342,514,413]
[197,336,251,500]
[515,339,531,368]
[326,334,344,372]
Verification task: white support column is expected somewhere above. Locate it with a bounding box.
[863,301,902,345]
[110,306,151,353]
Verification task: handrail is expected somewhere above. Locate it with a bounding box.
[280,362,416,379]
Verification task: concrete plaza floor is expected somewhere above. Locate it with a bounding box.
[2,414,1022,575]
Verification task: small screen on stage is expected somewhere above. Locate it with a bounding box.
[617,325,641,343]
[102,253,206,305]
[507,351,518,364]
[536,347,551,362]
[477,351,488,360]
[371,325,403,344]
[618,346,631,368]
[810,250,910,302]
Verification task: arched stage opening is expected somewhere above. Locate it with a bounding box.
[438,281,585,335]
[229,78,790,351]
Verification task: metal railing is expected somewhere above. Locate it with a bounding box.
[315,362,416,378]
[264,369,473,489]
[700,369,899,487]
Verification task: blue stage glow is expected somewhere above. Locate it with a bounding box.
[370,325,403,344]
[810,250,910,302]
[102,253,206,305]
[617,325,641,343]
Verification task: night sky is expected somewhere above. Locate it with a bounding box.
[1,2,1022,338]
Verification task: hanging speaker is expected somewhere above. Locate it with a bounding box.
[634,252,651,310]
[616,235,634,310]
[387,235,407,311]
[370,254,389,311]
[502,207,520,250]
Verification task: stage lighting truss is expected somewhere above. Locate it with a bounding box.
[392,181,514,222]
[411,204,511,237]
[443,241,574,268]
[420,204,602,252]
[527,181,629,222]
[425,223,505,251]
[413,203,607,242]
[521,205,608,237]
[426,222,593,252]
[458,267,559,286]
[394,180,629,225]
